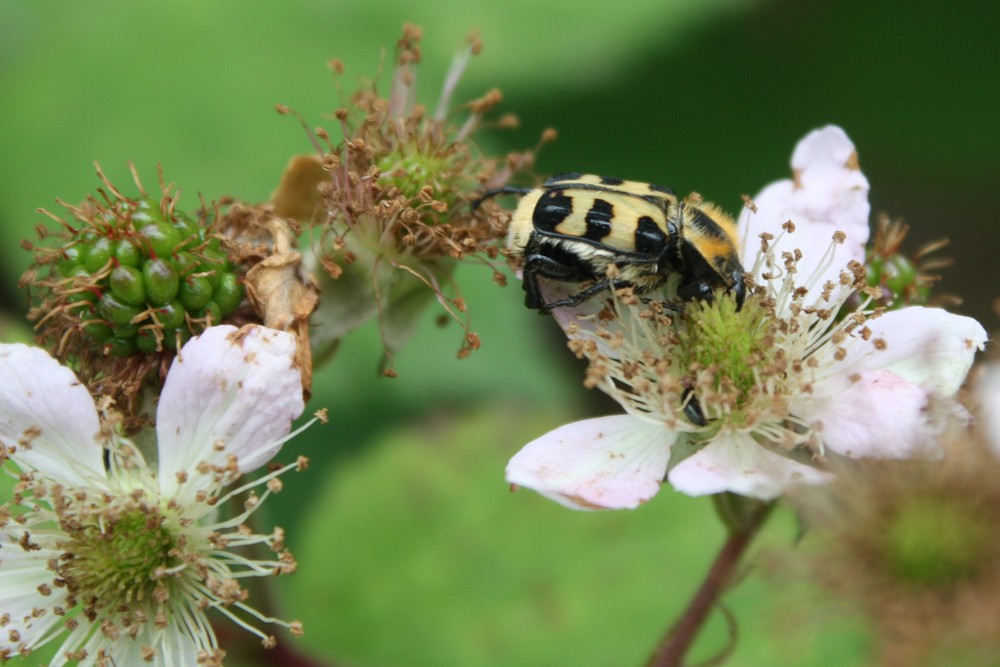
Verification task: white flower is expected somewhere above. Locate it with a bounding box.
[0,325,308,666]
[507,126,987,509]
[739,124,871,291]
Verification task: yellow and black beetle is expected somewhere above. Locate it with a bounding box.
[479,173,745,313]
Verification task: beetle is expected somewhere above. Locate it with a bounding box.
[479,173,745,313]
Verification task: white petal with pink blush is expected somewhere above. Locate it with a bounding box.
[739,125,870,290]
[668,432,834,500]
[156,325,305,498]
[822,306,987,396]
[794,369,938,459]
[506,415,675,510]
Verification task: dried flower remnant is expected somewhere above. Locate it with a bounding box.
[788,436,1000,667]
[20,165,248,422]
[214,200,319,397]
[0,326,309,666]
[282,25,548,371]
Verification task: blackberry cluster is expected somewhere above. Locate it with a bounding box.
[47,196,243,357]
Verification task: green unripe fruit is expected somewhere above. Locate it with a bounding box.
[66,294,97,318]
[866,256,883,287]
[195,301,222,325]
[135,329,160,354]
[143,258,180,306]
[213,273,243,315]
[112,322,139,339]
[109,265,147,306]
[133,197,166,220]
[114,240,142,268]
[884,255,917,296]
[58,245,83,276]
[172,210,200,242]
[82,321,113,343]
[179,275,213,310]
[106,336,138,357]
[162,327,191,350]
[98,292,142,326]
[66,284,98,305]
[155,300,186,330]
[138,221,181,258]
[173,251,199,278]
[83,236,117,273]
[200,246,229,286]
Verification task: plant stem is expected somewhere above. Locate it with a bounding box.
[645,497,773,667]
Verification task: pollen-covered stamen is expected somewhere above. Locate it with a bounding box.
[574,227,879,451]
[56,504,176,613]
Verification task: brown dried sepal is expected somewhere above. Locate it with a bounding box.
[270,155,328,223]
[219,203,319,398]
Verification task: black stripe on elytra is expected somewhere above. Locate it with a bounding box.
[532,189,574,232]
[648,183,676,195]
[600,176,624,186]
[544,182,673,212]
[635,216,669,255]
[583,198,614,241]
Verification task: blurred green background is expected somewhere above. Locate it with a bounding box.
[1,1,997,665]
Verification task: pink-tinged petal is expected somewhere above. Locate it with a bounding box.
[823,307,987,396]
[156,325,304,496]
[506,415,674,510]
[668,433,833,500]
[796,369,939,459]
[0,344,106,487]
[739,126,869,291]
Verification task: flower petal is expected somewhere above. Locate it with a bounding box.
[668,433,833,500]
[739,125,870,292]
[0,344,106,487]
[0,538,70,656]
[506,415,674,510]
[823,306,987,396]
[88,611,210,667]
[796,369,939,459]
[156,325,305,497]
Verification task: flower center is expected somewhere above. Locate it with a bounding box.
[376,146,452,206]
[58,505,177,610]
[676,292,784,428]
[884,497,992,588]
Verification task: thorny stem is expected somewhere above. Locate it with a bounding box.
[645,495,774,667]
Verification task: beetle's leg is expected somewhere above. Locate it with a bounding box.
[638,297,684,314]
[519,233,598,310]
[537,277,647,312]
[521,252,594,310]
[681,388,707,426]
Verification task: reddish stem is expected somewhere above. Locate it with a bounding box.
[645,499,772,667]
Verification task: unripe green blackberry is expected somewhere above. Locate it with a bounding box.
[25,166,246,369]
[863,214,949,309]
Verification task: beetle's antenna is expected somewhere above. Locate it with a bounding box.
[470,186,532,211]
